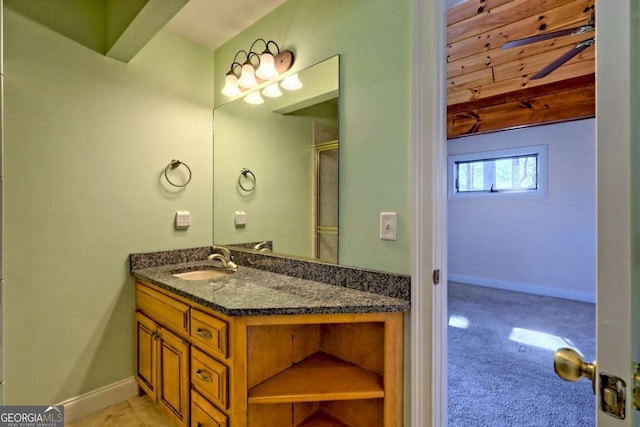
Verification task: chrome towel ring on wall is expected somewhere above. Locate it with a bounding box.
[238,168,256,192]
[164,159,192,188]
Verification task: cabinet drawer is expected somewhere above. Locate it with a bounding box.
[190,309,228,359]
[191,347,228,410]
[136,284,189,335]
[191,390,228,427]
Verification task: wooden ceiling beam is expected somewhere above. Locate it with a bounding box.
[448,82,595,138]
[446,0,596,138]
[448,73,595,114]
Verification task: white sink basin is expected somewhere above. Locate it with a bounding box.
[172,269,234,281]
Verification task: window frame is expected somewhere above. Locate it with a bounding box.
[448,145,548,199]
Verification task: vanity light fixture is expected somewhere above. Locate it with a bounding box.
[221,38,298,101]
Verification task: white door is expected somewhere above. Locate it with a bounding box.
[592,1,639,426]
[411,0,640,426]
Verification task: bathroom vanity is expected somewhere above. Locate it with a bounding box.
[130,248,410,427]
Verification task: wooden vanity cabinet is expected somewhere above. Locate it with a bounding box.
[135,285,190,427]
[135,311,190,427]
[135,281,404,427]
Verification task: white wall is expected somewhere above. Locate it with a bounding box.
[447,119,596,302]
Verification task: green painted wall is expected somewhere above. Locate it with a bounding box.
[3,0,412,409]
[3,8,214,404]
[214,0,412,274]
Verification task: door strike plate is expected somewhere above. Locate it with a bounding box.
[600,373,626,419]
[432,269,440,285]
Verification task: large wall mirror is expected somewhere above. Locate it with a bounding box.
[213,55,339,262]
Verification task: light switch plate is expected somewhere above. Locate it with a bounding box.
[380,212,397,240]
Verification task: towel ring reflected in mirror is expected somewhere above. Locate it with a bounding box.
[238,168,256,192]
[164,159,192,188]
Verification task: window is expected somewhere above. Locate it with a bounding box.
[448,145,547,198]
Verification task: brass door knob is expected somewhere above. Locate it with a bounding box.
[554,347,596,393]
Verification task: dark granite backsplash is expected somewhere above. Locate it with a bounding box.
[228,249,410,300]
[129,246,213,272]
[130,246,410,301]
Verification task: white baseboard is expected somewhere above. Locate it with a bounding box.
[448,274,595,303]
[57,377,138,423]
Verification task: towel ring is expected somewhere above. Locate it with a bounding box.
[164,160,192,188]
[238,168,256,192]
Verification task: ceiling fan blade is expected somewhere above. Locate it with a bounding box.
[501,24,594,49]
[531,38,594,80]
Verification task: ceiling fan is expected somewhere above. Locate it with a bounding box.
[501,13,595,80]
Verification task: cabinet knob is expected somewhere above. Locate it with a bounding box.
[195,328,212,339]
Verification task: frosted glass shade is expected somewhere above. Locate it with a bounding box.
[221,72,241,96]
[238,63,258,88]
[281,73,303,90]
[256,52,279,80]
[244,91,264,105]
[262,83,283,98]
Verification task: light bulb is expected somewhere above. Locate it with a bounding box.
[262,83,283,98]
[281,73,303,90]
[238,62,258,89]
[244,91,264,105]
[221,72,241,96]
[256,51,279,80]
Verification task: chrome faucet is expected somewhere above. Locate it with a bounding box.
[208,246,237,270]
[213,245,231,258]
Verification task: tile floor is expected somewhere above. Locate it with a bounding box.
[67,395,175,427]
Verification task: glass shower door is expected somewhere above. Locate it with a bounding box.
[315,141,338,262]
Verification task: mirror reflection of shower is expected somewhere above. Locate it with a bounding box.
[314,122,338,263]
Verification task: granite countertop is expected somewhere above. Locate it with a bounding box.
[132,260,410,317]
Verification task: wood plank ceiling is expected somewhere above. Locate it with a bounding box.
[447,0,595,139]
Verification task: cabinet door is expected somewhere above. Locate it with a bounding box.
[135,311,158,400]
[158,326,189,427]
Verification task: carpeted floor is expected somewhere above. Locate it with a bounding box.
[448,282,596,427]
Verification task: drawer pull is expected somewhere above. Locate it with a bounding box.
[195,369,212,382]
[195,328,212,339]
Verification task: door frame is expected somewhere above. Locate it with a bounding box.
[411,0,640,426]
[410,0,447,425]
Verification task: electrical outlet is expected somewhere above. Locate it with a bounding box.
[380,212,397,240]
[234,210,247,227]
[175,211,191,229]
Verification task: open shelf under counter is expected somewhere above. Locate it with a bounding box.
[248,352,384,404]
